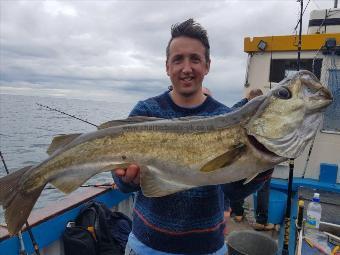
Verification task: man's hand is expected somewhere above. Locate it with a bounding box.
[246,89,263,100]
[114,164,141,185]
[223,209,231,235]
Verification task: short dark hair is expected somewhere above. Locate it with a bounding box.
[166,18,210,62]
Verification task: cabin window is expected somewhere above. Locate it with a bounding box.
[269,59,322,83]
[322,69,340,133]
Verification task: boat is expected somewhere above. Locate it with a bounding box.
[1,5,339,255]
[243,5,340,255]
[0,185,133,255]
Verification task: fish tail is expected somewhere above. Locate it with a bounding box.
[0,165,44,235]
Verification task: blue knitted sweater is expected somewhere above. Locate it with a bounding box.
[114,91,247,254]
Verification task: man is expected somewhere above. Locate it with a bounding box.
[223,168,275,231]
[114,19,251,255]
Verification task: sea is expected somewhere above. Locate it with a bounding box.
[0,93,134,224]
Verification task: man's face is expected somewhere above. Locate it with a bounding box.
[166,36,210,97]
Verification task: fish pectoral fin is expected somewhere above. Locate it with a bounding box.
[243,173,259,185]
[140,166,195,197]
[98,116,165,130]
[47,133,82,156]
[200,143,246,172]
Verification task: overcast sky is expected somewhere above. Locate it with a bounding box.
[0,0,335,105]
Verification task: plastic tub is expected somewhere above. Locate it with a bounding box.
[227,230,278,255]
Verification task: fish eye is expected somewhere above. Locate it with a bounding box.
[274,86,292,99]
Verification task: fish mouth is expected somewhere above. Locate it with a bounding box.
[247,135,284,162]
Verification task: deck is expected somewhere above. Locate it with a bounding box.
[1,179,339,255]
[224,195,280,242]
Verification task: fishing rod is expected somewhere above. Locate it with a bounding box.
[35,103,117,190]
[0,151,41,255]
[9,104,114,192]
[301,124,319,178]
[18,231,26,255]
[282,158,295,255]
[282,1,303,254]
[0,104,114,253]
[0,152,114,253]
[36,103,98,128]
[0,155,114,191]
[1,151,27,255]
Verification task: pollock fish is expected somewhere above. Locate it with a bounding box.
[0,70,332,234]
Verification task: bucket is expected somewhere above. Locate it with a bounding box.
[227,230,278,255]
[253,189,287,224]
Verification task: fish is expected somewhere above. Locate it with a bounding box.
[0,70,332,235]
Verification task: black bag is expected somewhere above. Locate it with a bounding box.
[63,226,97,255]
[63,201,132,255]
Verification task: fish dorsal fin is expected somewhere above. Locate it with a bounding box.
[200,144,246,172]
[98,116,165,130]
[47,133,82,156]
[140,165,195,197]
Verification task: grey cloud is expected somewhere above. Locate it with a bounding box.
[0,0,334,103]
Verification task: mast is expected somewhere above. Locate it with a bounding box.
[282,2,303,254]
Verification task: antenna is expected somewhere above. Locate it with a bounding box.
[297,0,303,71]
